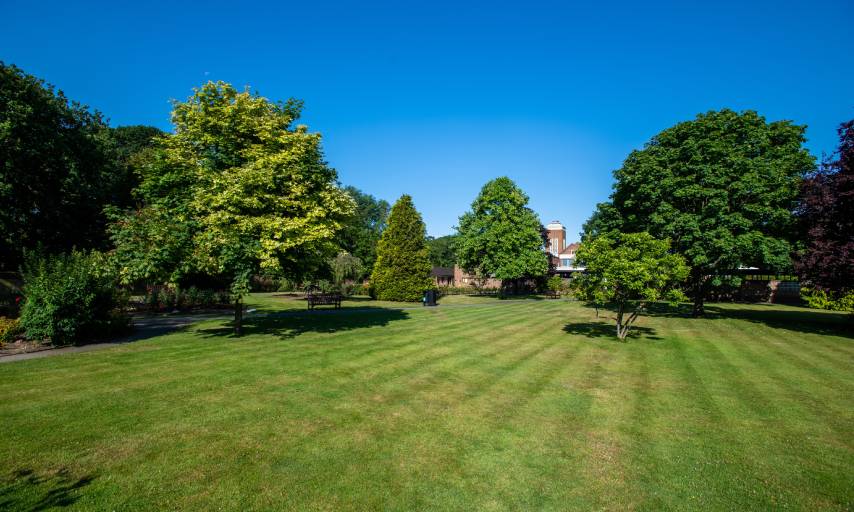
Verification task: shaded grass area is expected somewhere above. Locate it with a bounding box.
[0,298,851,510]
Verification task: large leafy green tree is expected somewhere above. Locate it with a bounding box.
[427,234,457,268]
[110,81,354,333]
[338,186,389,277]
[585,109,814,316]
[573,232,688,340]
[370,195,432,301]
[0,62,119,269]
[456,177,549,291]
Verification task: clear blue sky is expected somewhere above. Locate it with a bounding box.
[3,0,852,239]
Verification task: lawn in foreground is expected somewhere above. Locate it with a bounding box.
[0,296,851,510]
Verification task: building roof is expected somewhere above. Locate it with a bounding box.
[431,266,455,278]
[559,242,580,256]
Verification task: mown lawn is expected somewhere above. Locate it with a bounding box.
[1,295,851,510]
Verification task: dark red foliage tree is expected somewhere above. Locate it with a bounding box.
[795,120,854,294]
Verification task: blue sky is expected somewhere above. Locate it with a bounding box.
[3,0,852,238]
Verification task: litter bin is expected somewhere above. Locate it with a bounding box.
[423,289,438,306]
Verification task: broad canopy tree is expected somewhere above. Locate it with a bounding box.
[456,177,549,292]
[370,195,433,301]
[0,62,119,269]
[584,109,814,316]
[573,232,688,340]
[110,81,354,333]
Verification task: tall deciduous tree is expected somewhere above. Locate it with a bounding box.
[108,125,165,208]
[0,62,118,269]
[795,120,854,311]
[585,109,814,316]
[110,81,354,333]
[456,177,549,291]
[370,195,432,301]
[338,186,389,277]
[573,233,688,340]
[427,234,457,268]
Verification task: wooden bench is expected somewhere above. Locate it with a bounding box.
[307,293,342,310]
[545,291,561,299]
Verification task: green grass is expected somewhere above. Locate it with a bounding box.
[1,294,852,510]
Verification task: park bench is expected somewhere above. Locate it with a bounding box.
[545,291,561,299]
[306,292,342,310]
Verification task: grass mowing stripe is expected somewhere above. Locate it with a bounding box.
[0,298,850,510]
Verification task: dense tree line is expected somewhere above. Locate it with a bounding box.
[3,60,852,343]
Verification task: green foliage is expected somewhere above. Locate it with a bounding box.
[427,235,457,268]
[801,288,854,313]
[0,317,23,344]
[109,81,354,333]
[573,233,688,340]
[338,186,389,277]
[0,62,120,270]
[19,250,128,345]
[107,125,165,209]
[330,252,363,286]
[580,202,622,242]
[587,109,815,315]
[141,286,231,313]
[456,177,549,286]
[547,275,563,293]
[370,195,433,301]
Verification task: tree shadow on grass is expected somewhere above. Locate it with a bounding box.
[701,304,854,338]
[0,468,94,511]
[195,307,410,340]
[579,301,853,339]
[562,321,661,341]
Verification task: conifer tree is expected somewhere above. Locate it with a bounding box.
[370,195,433,301]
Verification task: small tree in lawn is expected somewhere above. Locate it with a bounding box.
[370,195,433,301]
[110,82,354,334]
[456,177,549,293]
[547,275,563,296]
[573,233,688,340]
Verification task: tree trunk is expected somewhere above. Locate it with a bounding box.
[234,298,243,336]
[616,301,625,339]
[692,293,705,318]
[691,271,707,318]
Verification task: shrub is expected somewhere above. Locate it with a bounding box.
[276,279,297,292]
[20,250,129,345]
[350,283,371,296]
[140,286,231,312]
[0,317,24,344]
[801,287,854,313]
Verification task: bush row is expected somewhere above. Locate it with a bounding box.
[139,286,232,312]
